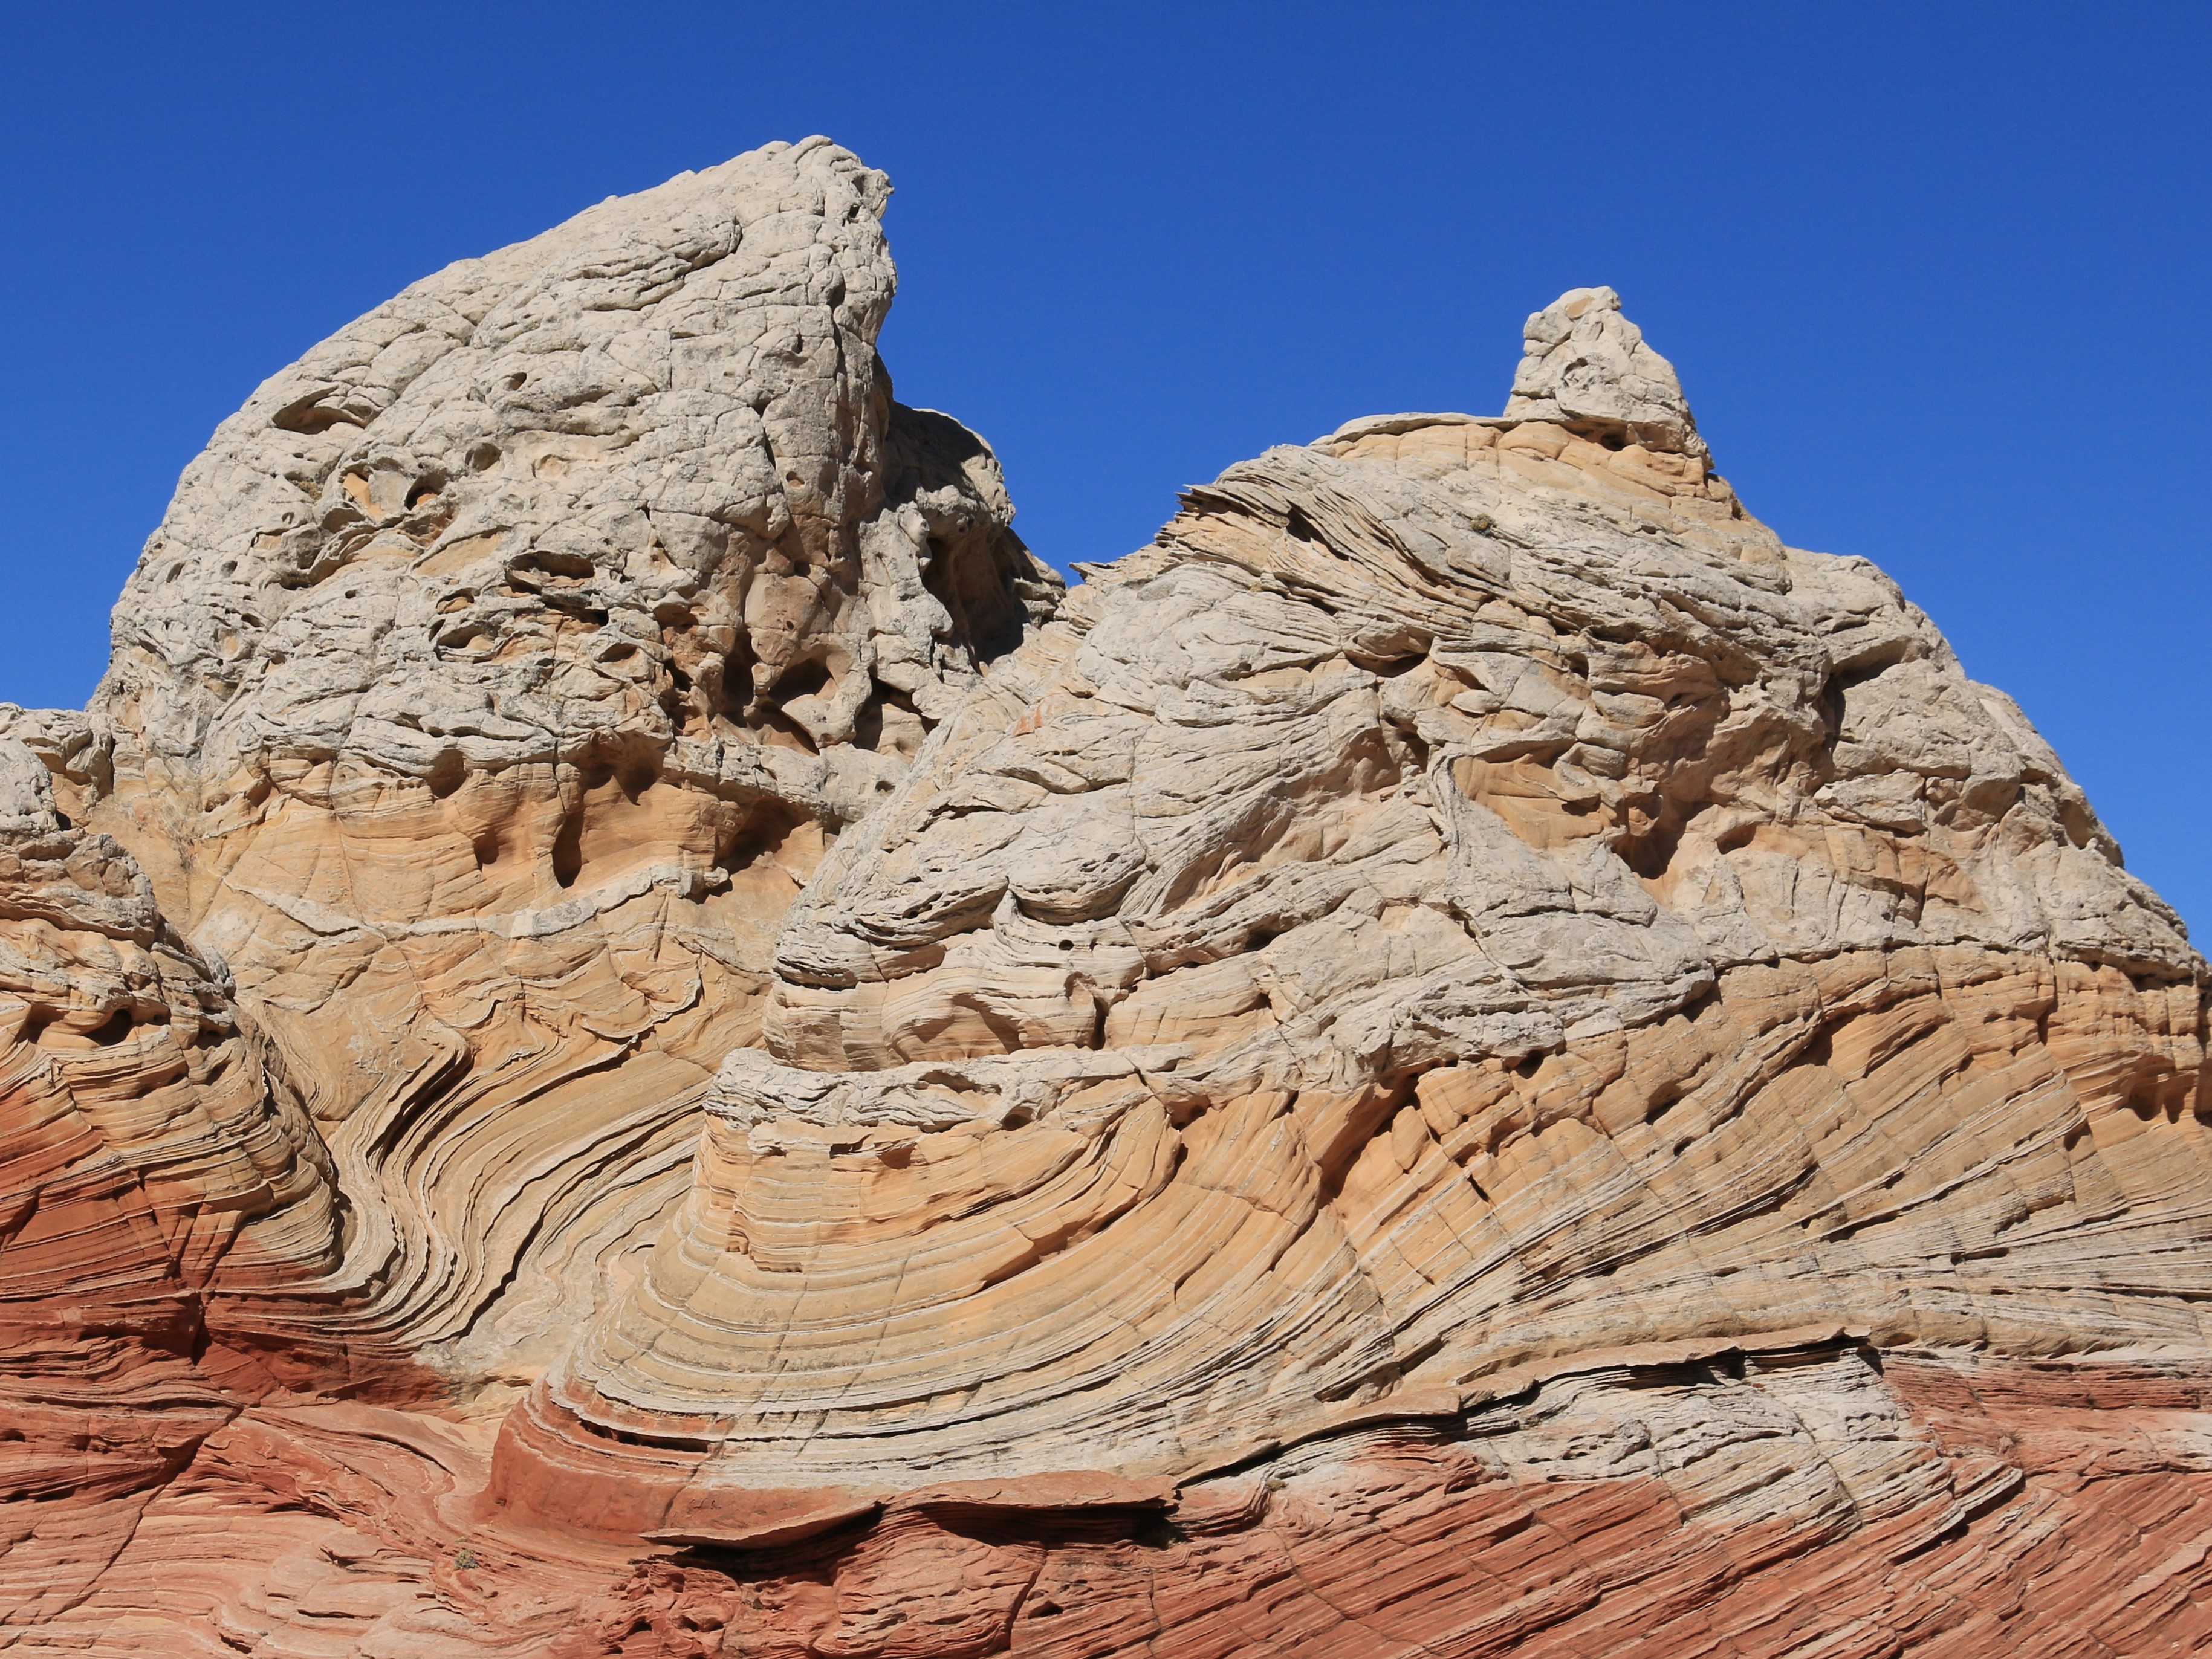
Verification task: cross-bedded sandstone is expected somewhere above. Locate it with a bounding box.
[2,162,2207,1658]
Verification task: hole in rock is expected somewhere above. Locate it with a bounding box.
[1390,722,1432,772]
[1358,652,1427,678]
[64,1008,138,1047]
[510,549,597,582]
[426,751,465,800]
[270,396,363,435]
[921,534,1028,667]
[552,810,583,888]
[405,477,445,509]
[851,687,923,757]
[1618,821,1681,880]
[716,800,811,874]
[1131,1514,1182,1550]
[33,1008,139,1044]
[769,656,832,702]
[1714,821,1759,855]
[466,443,500,472]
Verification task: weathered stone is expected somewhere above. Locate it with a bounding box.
[2,145,2207,1658]
[58,135,1058,1395]
[1503,283,1708,457]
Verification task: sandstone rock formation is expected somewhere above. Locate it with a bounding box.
[62,133,1058,1394]
[3,163,2208,1657]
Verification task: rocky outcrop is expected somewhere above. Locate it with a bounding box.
[60,135,1059,1394]
[0,137,1062,1645]
[0,728,345,1624]
[4,158,2208,1656]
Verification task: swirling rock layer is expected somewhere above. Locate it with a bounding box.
[63,134,1058,1395]
[1,201,2207,1658]
[535,289,2205,1502]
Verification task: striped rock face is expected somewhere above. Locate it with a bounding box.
[4,190,2210,1658]
[50,135,1060,1399]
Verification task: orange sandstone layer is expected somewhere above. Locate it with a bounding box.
[7,1348,2210,1655]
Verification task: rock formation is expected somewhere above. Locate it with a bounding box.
[57,132,1057,1391]
[2,164,2207,1657]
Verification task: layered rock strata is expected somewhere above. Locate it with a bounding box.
[1,180,2207,1658]
[0,733,346,1627]
[63,135,1059,1389]
[528,283,2205,1498]
[0,137,1065,1644]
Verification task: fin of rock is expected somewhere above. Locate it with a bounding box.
[29,137,1066,1403]
[6,208,2212,1659]
[0,139,1066,1643]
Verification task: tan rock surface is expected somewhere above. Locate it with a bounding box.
[1,137,1063,1648]
[52,135,1057,1391]
[2,144,2208,1656]
[542,284,2204,1506]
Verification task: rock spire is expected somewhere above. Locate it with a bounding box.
[1507,283,1709,457]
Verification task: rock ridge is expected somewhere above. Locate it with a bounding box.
[1,150,2207,1658]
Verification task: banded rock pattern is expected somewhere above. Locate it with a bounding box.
[65,134,1060,1392]
[0,137,1066,1649]
[0,179,2207,1657]
[533,285,2207,1496]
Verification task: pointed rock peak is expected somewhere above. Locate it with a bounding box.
[1503,286,1707,459]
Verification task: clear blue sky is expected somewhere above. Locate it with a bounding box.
[4,4,2206,937]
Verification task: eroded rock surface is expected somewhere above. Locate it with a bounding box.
[4,152,2208,1657]
[60,135,1059,1395]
